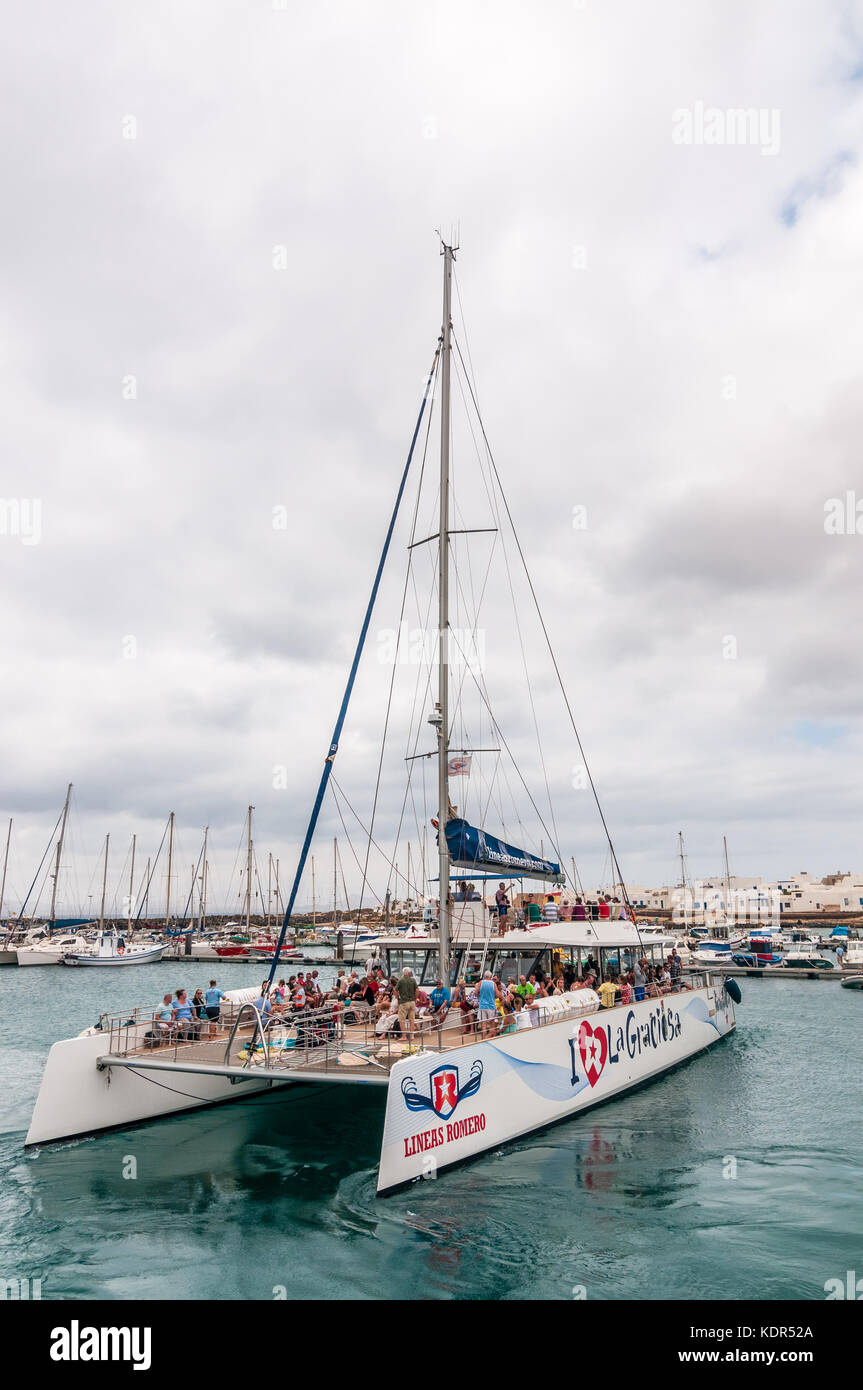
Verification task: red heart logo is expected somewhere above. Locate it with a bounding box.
[578,1019,608,1088]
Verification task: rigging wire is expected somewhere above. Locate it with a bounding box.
[451,330,641,936]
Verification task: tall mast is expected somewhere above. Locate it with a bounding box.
[197,827,208,931]
[165,811,174,928]
[49,782,73,926]
[311,854,316,928]
[99,833,109,930]
[245,806,253,932]
[128,833,136,928]
[143,857,150,916]
[201,850,208,933]
[267,852,273,930]
[723,834,730,921]
[333,837,338,928]
[0,817,12,921]
[437,241,455,982]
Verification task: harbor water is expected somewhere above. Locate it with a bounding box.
[1,959,861,1300]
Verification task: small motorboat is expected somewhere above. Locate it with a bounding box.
[840,975,863,990]
[776,949,835,971]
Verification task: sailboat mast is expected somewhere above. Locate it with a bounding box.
[311,854,316,928]
[437,241,454,982]
[333,837,338,928]
[201,845,209,934]
[128,833,136,928]
[49,782,73,926]
[165,811,174,928]
[99,833,109,930]
[723,834,730,921]
[0,817,12,921]
[245,806,253,932]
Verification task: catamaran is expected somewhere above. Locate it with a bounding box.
[26,244,740,1192]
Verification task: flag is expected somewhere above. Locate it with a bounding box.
[447,754,472,776]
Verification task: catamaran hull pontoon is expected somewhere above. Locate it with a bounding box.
[26,977,736,1195]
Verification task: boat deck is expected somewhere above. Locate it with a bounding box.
[94,979,715,1086]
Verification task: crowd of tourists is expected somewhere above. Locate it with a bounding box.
[149,945,689,1049]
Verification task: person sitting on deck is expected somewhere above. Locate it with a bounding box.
[454,880,470,901]
[573,896,587,921]
[344,975,375,1023]
[374,991,400,1036]
[618,973,633,1005]
[598,974,618,1009]
[154,994,178,1043]
[373,987,392,1021]
[598,896,611,920]
[512,995,532,1030]
[172,989,198,1039]
[542,894,560,921]
[429,978,450,1021]
[450,978,473,1035]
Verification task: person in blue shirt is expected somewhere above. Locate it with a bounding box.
[154,993,178,1045]
[204,980,228,1021]
[429,979,451,1021]
[476,970,500,1037]
[172,988,198,1039]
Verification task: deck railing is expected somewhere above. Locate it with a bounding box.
[95,973,719,1068]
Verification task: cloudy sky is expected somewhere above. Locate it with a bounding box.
[2,0,862,916]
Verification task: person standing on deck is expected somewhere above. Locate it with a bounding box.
[476,970,500,1037]
[633,957,647,1001]
[397,967,418,1044]
[204,980,228,1030]
[495,883,510,928]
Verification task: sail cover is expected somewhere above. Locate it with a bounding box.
[444,818,564,883]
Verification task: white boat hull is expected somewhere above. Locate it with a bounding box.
[63,945,168,966]
[25,979,736,1195]
[25,1027,283,1145]
[17,948,71,966]
[376,981,736,1193]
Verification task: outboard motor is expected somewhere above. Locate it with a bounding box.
[725,977,742,1004]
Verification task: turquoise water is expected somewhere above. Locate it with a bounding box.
[1,960,860,1300]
